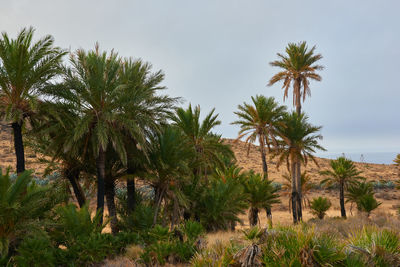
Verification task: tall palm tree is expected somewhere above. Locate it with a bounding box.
[42,45,176,223]
[232,95,286,177]
[232,95,285,221]
[320,156,364,218]
[0,27,66,173]
[172,104,233,177]
[268,41,323,115]
[275,112,325,223]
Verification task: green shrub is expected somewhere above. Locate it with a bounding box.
[14,235,56,267]
[194,178,248,231]
[191,240,243,267]
[358,194,381,217]
[0,169,64,258]
[348,226,400,266]
[140,221,204,265]
[310,197,331,219]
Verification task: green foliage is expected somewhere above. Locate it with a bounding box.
[349,226,400,266]
[52,204,105,245]
[268,41,323,107]
[310,197,331,219]
[242,226,263,243]
[172,104,234,175]
[232,95,286,159]
[195,177,248,231]
[14,235,56,267]
[320,156,364,188]
[0,169,63,258]
[346,181,374,211]
[0,27,66,123]
[357,194,381,217]
[141,221,204,265]
[116,190,156,233]
[191,241,243,267]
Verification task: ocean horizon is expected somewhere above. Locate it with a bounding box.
[316,152,397,165]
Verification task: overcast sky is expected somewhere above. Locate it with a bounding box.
[1,0,399,154]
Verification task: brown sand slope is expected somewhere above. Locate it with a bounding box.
[224,139,398,183]
[0,122,398,182]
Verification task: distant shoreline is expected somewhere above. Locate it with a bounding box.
[316,152,397,165]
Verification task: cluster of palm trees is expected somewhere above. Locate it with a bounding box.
[1,27,329,228]
[233,41,325,223]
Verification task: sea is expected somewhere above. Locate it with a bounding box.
[316,152,398,165]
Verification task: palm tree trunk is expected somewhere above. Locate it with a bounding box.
[11,122,25,173]
[96,147,106,224]
[65,169,86,207]
[105,177,119,234]
[153,186,166,226]
[294,79,302,115]
[126,165,136,214]
[296,159,303,221]
[127,177,136,214]
[290,153,298,223]
[259,137,269,176]
[340,180,346,218]
[259,134,272,222]
[249,207,259,227]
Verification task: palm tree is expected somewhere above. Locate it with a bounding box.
[232,95,285,222]
[232,95,286,176]
[320,156,364,218]
[241,171,280,226]
[28,103,90,208]
[310,197,331,220]
[146,126,191,226]
[275,112,325,223]
[0,27,66,173]
[345,181,374,215]
[268,41,323,115]
[172,104,233,177]
[42,45,176,224]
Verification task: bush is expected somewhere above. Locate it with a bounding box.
[140,221,204,265]
[0,169,64,259]
[358,194,381,217]
[14,235,56,267]
[192,178,248,231]
[190,240,243,267]
[310,197,331,219]
[348,226,400,266]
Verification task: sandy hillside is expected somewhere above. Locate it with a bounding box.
[1,123,399,225]
[224,139,398,183]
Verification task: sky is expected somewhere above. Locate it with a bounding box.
[1,0,399,159]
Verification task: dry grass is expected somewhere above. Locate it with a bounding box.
[205,231,242,248]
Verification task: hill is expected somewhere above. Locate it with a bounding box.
[0,122,398,183]
[224,139,398,183]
